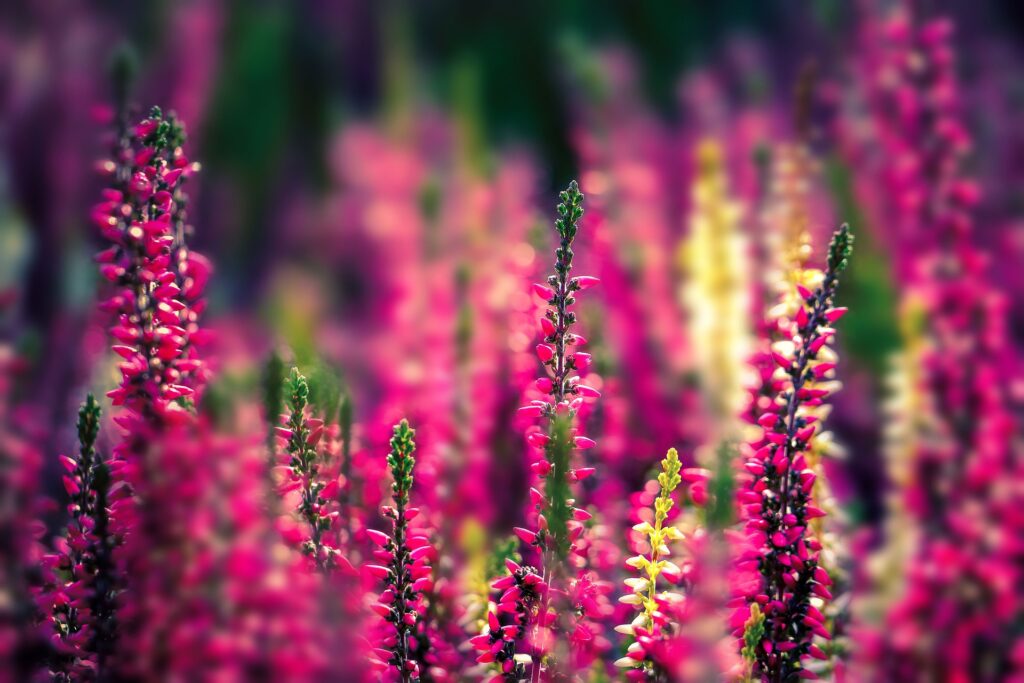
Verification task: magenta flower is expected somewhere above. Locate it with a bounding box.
[368,419,434,682]
[473,180,602,680]
[40,394,114,679]
[278,368,351,574]
[733,225,853,681]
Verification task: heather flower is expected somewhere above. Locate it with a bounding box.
[755,139,850,659]
[41,394,114,681]
[733,225,853,681]
[473,180,600,680]
[94,106,207,420]
[615,447,684,677]
[278,368,349,573]
[90,106,219,679]
[841,6,1024,679]
[367,419,434,682]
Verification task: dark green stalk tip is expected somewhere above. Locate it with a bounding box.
[827,223,855,274]
[77,393,101,454]
[287,367,309,411]
[387,419,417,501]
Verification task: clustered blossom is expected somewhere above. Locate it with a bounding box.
[475,179,601,679]
[733,225,853,681]
[40,395,113,680]
[844,5,1024,679]
[367,419,436,682]
[277,368,348,573]
[470,558,544,680]
[94,106,208,420]
[615,447,684,678]
[90,106,219,679]
[754,140,849,669]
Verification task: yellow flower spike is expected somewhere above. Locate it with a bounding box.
[680,141,752,431]
[616,447,686,673]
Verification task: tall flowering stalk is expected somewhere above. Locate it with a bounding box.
[95,106,206,419]
[91,106,214,678]
[734,225,853,682]
[526,179,602,678]
[843,6,1024,678]
[367,419,434,682]
[755,140,849,670]
[43,394,113,680]
[680,140,751,431]
[278,368,344,573]
[473,180,600,680]
[615,448,683,678]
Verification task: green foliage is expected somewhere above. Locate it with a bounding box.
[486,536,523,581]
[706,440,737,531]
[543,414,574,562]
[77,394,101,464]
[825,158,900,375]
[262,349,285,451]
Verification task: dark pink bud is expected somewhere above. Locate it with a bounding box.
[825,307,848,322]
[527,432,550,449]
[519,405,544,419]
[574,436,596,450]
[366,564,390,579]
[532,283,555,300]
[513,527,537,544]
[366,529,390,547]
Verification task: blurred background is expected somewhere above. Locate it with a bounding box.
[3,0,1024,678]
